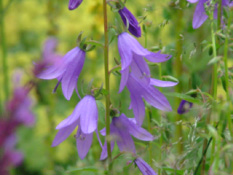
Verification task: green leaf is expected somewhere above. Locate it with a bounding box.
[207,56,222,65]
[85,40,104,47]
[164,92,201,104]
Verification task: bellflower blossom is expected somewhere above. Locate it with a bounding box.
[100,114,154,160]
[177,100,193,114]
[134,157,157,175]
[38,47,85,100]
[68,0,83,10]
[118,32,177,125]
[187,0,233,29]
[52,95,101,159]
[118,7,141,37]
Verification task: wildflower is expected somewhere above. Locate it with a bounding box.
[69,0,83,10]
[177,100,193,114]
[118,32,171,73]
[134,157,157,175]
[34,37,63,76]
[126,74,176,125]
[52,95,100,159]
[187,0,233,29]
[100,114,154,160]
[0,135,23,175]
[38,47,85,100]
[118,7,141,37]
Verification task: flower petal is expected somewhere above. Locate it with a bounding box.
[119,67,129,93]
[150,78,178,87]
[76,127,93,160]
[80,96,98,134]
[120,114,154,141]
[55,102,81,129]
[52,122,77,147]
[61,48,85,100]
[187,0,199,3]
[100,141,115,160]
[69,0,83,10]
[192,0,208,29]
[135,157,157,175]
[118,7,141,37]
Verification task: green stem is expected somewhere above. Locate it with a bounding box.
[0,0,9,109]
[103,0,112,172]
[173,1,184,154]
[223,9,233,137]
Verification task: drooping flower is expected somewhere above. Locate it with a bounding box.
[134,157,157,175]
[34,37,63,76]
[37,47,85,100]
[187,0,233,29]
[52,95,101,159]
[68,0,83,10]
[100,114,154,160]
[126,73,177,125]
[117,34,177,125]
[118,7,141,37]
[177,100,193,114]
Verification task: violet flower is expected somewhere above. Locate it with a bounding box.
[126,73,177,125]
[177,100,193,114]
[52,95,100,159]
[118,7,141,37]
[0,135,23,175]
[134,157,157,175]
[188,0,233,29]
[6,87,35,127]
[100,114,154,160]
[34,37,63,76]
[118,32,171,72]
[37,46,85,100]
[69,0,83,10]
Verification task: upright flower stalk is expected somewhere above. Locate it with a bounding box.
[103,0,112,170]
[0,0,9,112]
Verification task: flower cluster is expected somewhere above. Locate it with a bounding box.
[36,1,179,174]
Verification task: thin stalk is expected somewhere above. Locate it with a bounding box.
[0,0,9,108]
[173,1,184,154]
[223,9,233,136]
[103,0,112,172]
[144,30,153,166]
[201,4,219,174]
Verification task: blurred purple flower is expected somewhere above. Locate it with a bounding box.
[38,47,85,100]
[6,87,35,127]
[68,0,83,10]
[177,100,193,114]
[52,95,101,159]
[134,157,157,175]
[118,32,171,72]
[34,37,63,76]
[188,0,233,29]
[118,7,141,37]
[100,114,154,160]
[0,135,23,175]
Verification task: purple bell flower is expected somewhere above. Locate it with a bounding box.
[37,47,85,100]
[118,32,171,72]
[100,114,154,160]
[134,157,157,175]
[68,0,83,10]
[187,0,233,29]
[177,100,193,114]
[52,95,101,159]
[118,7,141,37]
